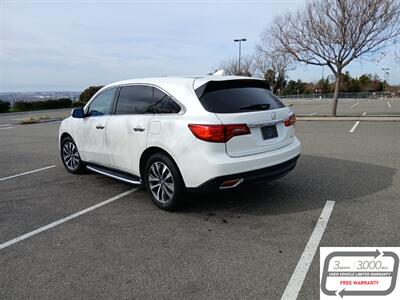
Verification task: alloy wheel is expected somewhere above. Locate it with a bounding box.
[62,141,80,171]
[148,161,175,203]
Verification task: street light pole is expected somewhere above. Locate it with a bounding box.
[234,38,247,74]
[386,70,390,92]
[382,67,390,94]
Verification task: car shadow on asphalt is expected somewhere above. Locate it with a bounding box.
[178,155,396,216]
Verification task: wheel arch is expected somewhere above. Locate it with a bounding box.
[60,132,72,143]
[59,132,74,150]
[139,147,186,187]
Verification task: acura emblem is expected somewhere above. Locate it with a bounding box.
[271,112,277,120]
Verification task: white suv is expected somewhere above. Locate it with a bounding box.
[59,76,300,210]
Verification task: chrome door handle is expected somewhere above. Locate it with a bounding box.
[133,126,145,132]
[96,124,105,129]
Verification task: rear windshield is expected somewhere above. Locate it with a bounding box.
[195,79,285,113]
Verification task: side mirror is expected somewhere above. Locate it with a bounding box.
[71,107,85,118]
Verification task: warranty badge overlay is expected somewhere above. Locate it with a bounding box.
[320,247,400,299]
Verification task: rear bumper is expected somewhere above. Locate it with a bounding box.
[188,154,300,192]
[178,136,301,188]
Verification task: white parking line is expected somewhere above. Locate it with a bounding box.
[0,188,138,250]
[362,112,367,116]
[387,102,392,108]
[0,124,11,127]
[350,102,359,108]
[309,112,316,116]
[281,200,335,300]
[0,165,56,182]
[0,127,13,130]
[349,121,360,134]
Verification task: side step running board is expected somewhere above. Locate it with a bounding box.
[86,164,142,185]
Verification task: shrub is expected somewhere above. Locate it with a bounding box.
[71,100,87,108]
[0,100,10,113]
[13,98,73,111]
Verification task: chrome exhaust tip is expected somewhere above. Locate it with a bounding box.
[219,178,244,189]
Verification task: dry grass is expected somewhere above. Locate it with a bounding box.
[20,116,54,125]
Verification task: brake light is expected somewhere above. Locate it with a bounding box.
[285,114,296,127]
[188,124,250,143]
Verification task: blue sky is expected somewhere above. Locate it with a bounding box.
[1,0,398,92]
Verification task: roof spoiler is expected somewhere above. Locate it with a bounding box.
[195,79,270,99]
[212,69,225,76]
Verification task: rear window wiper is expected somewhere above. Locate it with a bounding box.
[238,103,270,111]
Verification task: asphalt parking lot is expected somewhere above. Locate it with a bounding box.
[284,98,400,116]
[1,105,399,299]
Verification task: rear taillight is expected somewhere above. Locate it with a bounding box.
[188,124,250,143]
[285,114,296,127]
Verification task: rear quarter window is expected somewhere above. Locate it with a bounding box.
[152,88,181,114]
[195,79,285,113]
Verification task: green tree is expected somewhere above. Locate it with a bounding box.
[358,73,383,92]
[262,69,287,94]
[79,86,104,103]
[358,74,372,91]
[339,72,361,93]
[317,77,332,94]
[283,80,307,95]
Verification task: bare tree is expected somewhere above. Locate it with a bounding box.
[265,0,400,116]
[219,56,254,77]
[255,45,294,94]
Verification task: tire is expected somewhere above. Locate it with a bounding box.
[144,153,184,211]
[60,136,85,174]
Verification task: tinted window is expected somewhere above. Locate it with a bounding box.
[152,88,181,114]
[196,80,285,113]
[87,88,116,116]
[116,85,153,114]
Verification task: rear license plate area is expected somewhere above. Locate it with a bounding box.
[261,125,278,140]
